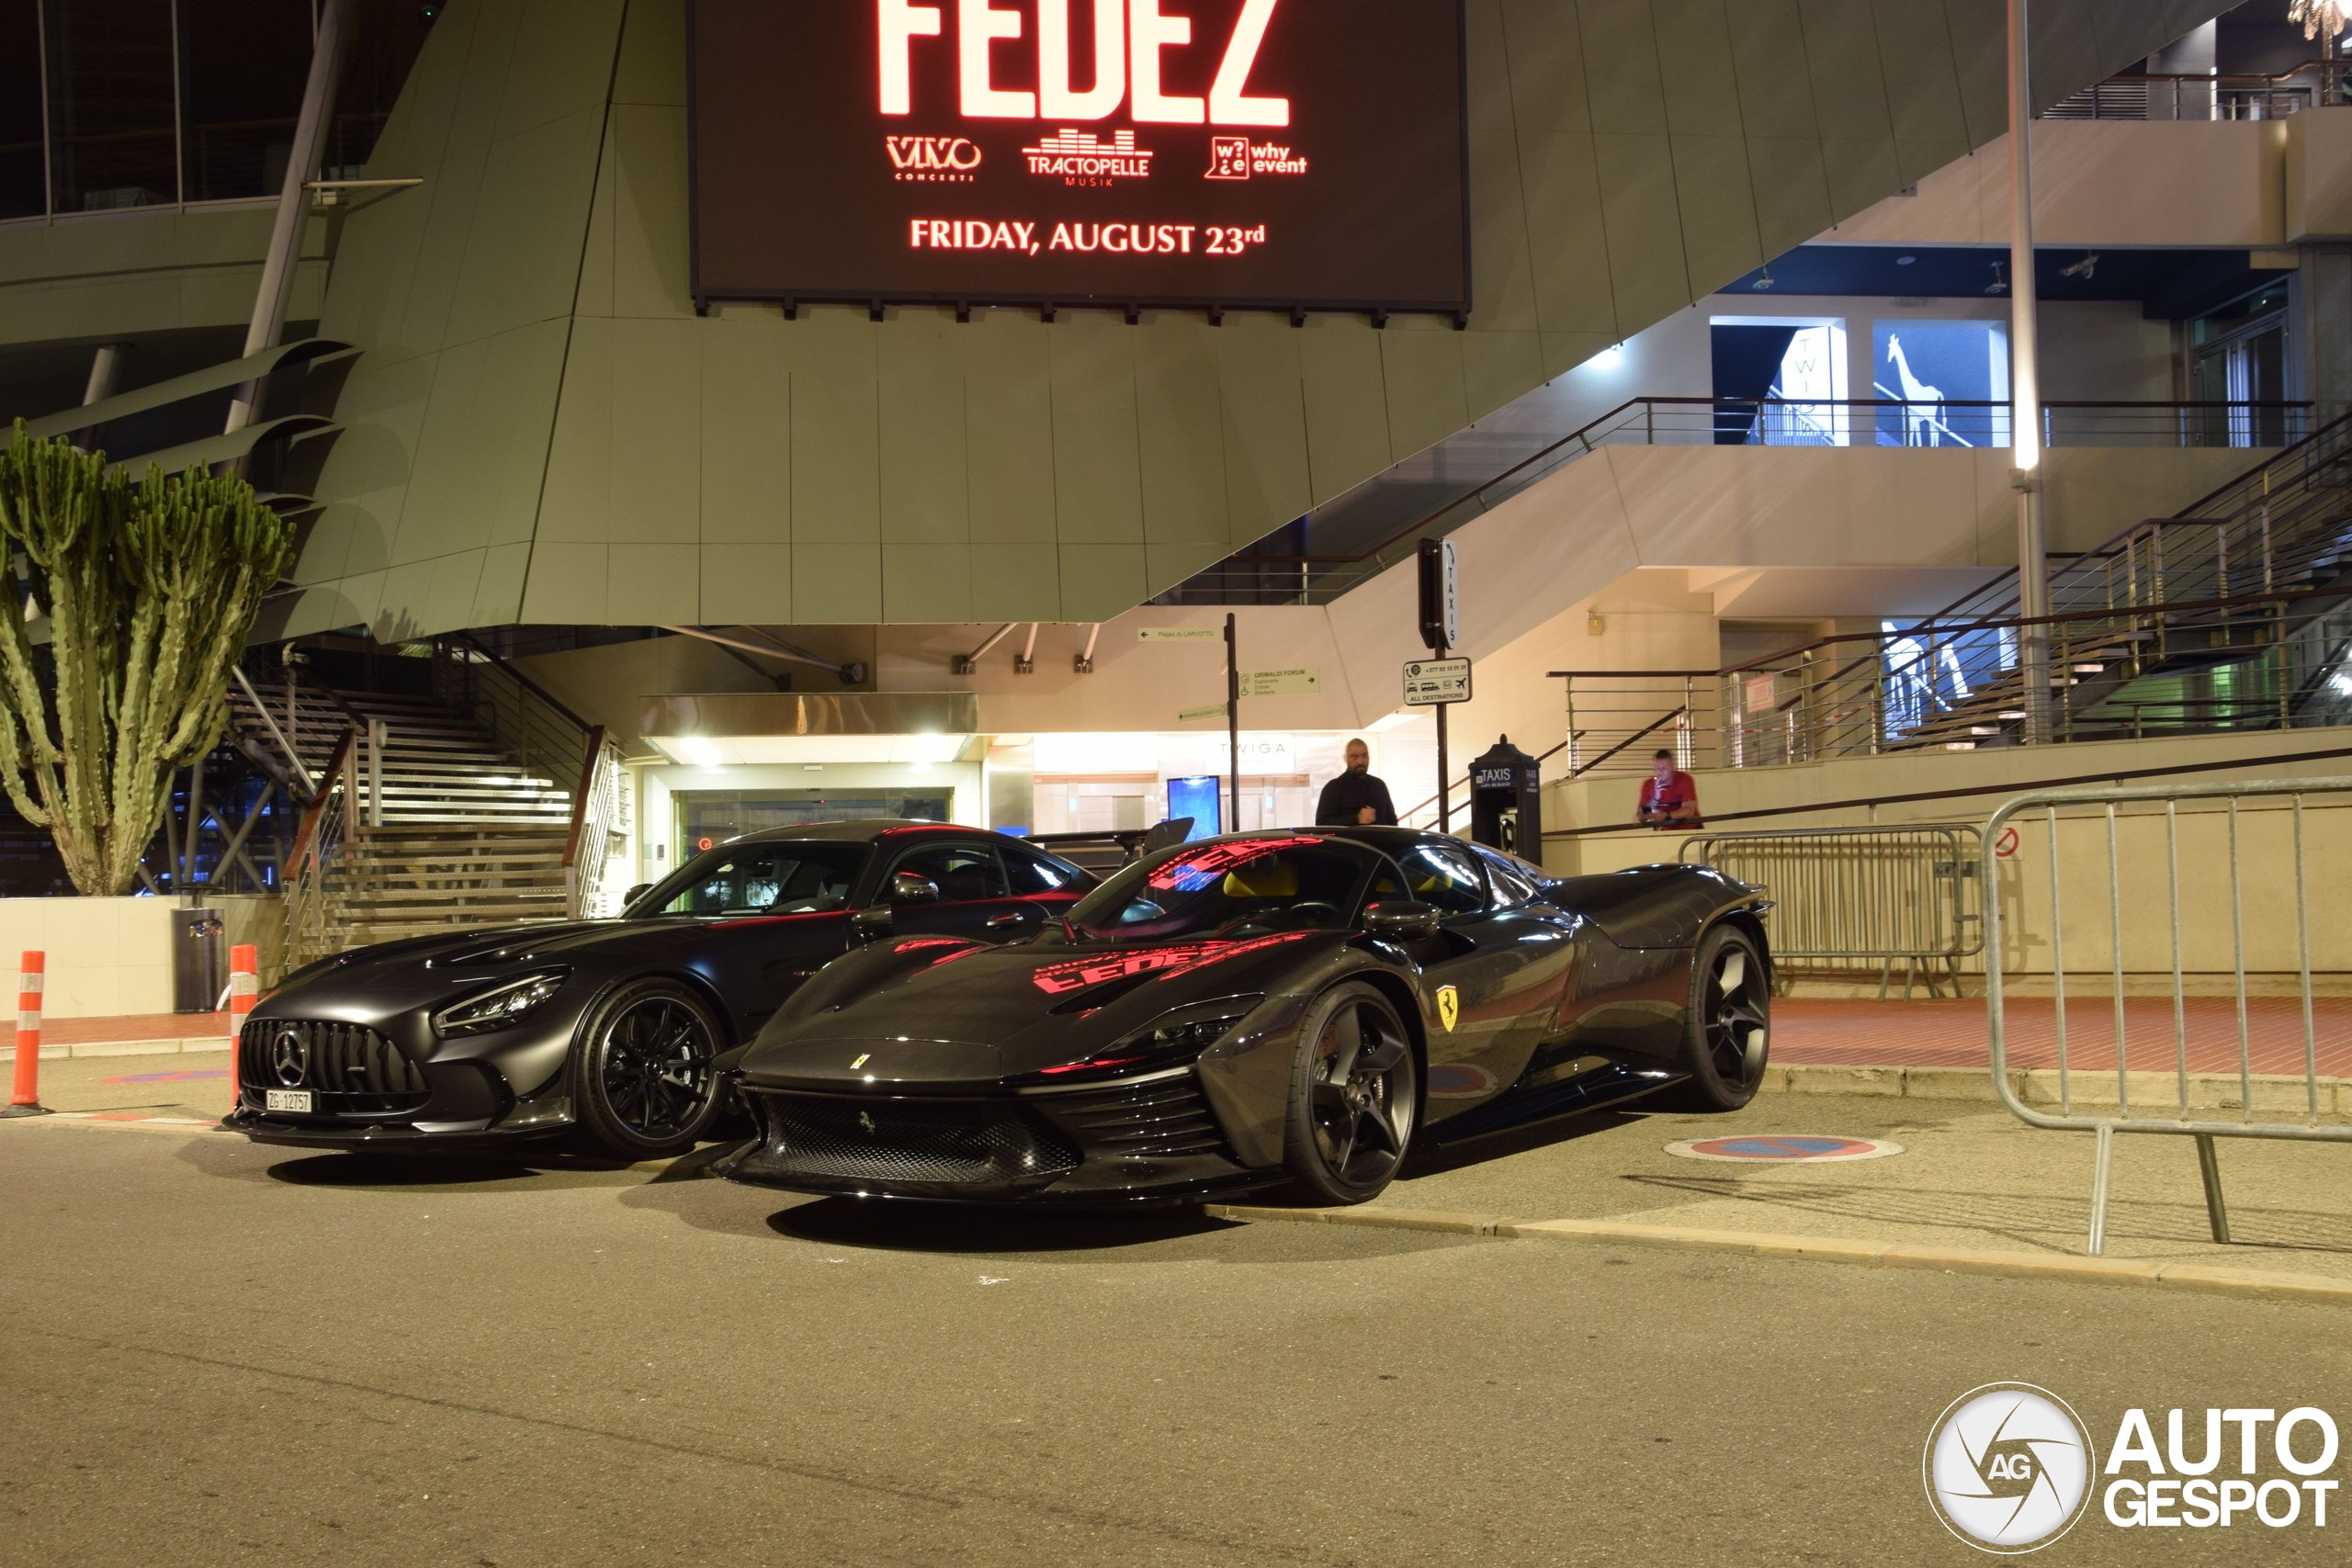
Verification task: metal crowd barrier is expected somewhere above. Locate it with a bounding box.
[1678,825,1983,998]
[1983,778,2352,1256]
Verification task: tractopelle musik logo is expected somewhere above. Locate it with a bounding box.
[1924,1384,2096,1553]
[1022,127,1154,184]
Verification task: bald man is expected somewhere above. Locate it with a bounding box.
[1315,738,1397,827]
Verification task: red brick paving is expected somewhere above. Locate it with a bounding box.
[1774,997,2352,1078]
[38,1011,230,1045]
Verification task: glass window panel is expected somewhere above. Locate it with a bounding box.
[0,1,46,219]
[179,0,313,202]
[48,0,179,212]
[326,0,437,176]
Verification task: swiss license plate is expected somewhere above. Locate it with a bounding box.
[265,1089,314,1114]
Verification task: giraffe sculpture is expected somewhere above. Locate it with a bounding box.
[1886,334,1945,446]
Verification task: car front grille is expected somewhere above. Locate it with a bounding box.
[1036,1071,1229,1159]
[240,1020,430,1114]
[745,1092,1082,1185]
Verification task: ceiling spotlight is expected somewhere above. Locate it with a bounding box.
[2060,254,2099,280]
[1985,260,2008,296]
[1752,265,1777,291]
[2290,1,2347,41]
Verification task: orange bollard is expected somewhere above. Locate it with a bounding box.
[226,944,258,1113]
[5,950,48,1119]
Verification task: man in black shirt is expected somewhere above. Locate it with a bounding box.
[1315,738,1397,826]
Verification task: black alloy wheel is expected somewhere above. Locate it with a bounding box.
[1283,982,1419,1204]
[571,980,726,1158]
[1660,925,1770,1112]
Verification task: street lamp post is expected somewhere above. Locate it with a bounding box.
[2009,0,2052,744]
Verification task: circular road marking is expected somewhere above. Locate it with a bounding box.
[1665,1134,1904,1163]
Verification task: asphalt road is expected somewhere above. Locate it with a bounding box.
[2,1121,2348,1567]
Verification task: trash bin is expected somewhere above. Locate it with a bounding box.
[1468,737,1542,857]
[173,908,225,1014]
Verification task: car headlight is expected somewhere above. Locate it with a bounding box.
[1029,995,1263,1082]
[432,971,567,1038]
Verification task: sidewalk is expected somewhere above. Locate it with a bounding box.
[1327,1090,2352,1289]
[1775,997,2352,1077]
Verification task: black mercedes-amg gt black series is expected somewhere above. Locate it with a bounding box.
[223,822,1095,1159]
[718,827,1773,1207]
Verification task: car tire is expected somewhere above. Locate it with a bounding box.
[1281,982,1419,1205]
[568,979,727,1159]
[1657,924,1770,1112]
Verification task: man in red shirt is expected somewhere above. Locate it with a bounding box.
[1636,750,1701,829]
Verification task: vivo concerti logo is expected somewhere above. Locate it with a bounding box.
[1925,1385,2344,1552]
[876,0,1292,125]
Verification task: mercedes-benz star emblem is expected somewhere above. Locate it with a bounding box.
[269,1029,309,1088]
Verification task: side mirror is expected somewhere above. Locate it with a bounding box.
[850,907,894,945]
[624,883,652,908]
[888,872,941,905]
[1363,900,1442,942]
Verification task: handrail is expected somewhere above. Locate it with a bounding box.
[286,727,359,870]
[228,665,314,795]
[1209,398,2331,576]
[457,631,594,732]
[562,725,608,874]
[1544,738,2352,840]
[1571,707,1689,779]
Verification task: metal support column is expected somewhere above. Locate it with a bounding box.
[2008,0,2052,744]
[226,0,356,436]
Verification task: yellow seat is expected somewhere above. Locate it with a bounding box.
[1222,862,1300,898]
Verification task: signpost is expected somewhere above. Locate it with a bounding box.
[1140,626,1223,642]
[1416,538,1460,829]
[1238,667,1318,698]
[1402,657,1470,706]
[1224,614,1240,834]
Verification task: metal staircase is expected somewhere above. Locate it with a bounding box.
[237,642,623,969]
[1885,412,2352,750]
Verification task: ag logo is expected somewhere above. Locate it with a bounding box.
[1925,1383,2096,1553]
[1434,986,1460,1033]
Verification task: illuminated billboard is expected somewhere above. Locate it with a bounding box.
[687,1,1470,320]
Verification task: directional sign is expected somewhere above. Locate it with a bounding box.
[1177,703,1228,723]
[1402,657,1472,705]
[1239,668,1319,698]
[1139,627,1222,642]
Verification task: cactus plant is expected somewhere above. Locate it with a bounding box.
[0,421,295,896]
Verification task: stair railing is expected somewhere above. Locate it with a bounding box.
[436,635,599,806]
[564,729,623,919]
[283,726,361,968]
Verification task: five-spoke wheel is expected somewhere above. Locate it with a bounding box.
[571,980,725,1158]
[1661,924,1770,1112]
[1283,983,1419,1203]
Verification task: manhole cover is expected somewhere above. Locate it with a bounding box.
[1665,1134,1904,1163]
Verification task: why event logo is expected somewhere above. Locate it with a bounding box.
[886,134,981,182]
[1926,1386,2343,1552]
[1204,135,1308,180]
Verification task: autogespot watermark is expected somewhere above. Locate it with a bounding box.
[1925,1385,2343,1552]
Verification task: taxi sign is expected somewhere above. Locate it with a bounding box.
[1403,657,1472,706]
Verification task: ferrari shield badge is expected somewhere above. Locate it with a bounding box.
[1435,986,1460,1032]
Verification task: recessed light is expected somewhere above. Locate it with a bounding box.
[1896,254,1917,265]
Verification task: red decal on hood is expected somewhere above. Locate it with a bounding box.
[1030,932,1310,995]
[891,938,971,954]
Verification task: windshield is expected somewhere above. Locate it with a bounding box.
[628,841,870,918]
[1060,835,1382,943]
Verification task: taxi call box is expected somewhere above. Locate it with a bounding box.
[1402,657,1470,705]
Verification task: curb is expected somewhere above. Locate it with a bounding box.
[31,1039,233,1061]
[1202,1203,2352,1305]
[1765,1061,2350,1115]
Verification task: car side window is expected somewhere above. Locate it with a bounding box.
[1474,847,1540,908]
[890,842,1010,903]
[1004,848,1084,896]
[1392,841,1488,917]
